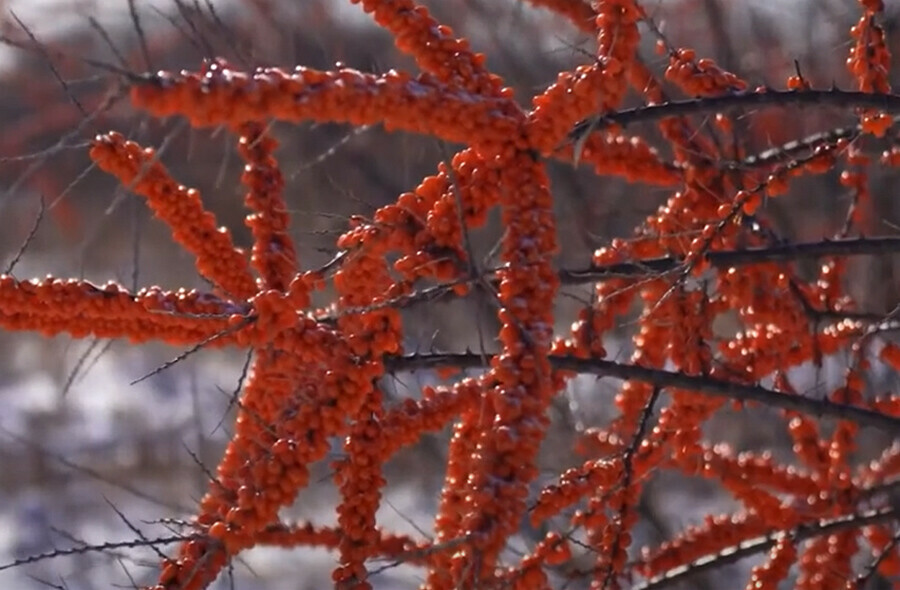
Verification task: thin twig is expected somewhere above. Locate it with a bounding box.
[571,88,900,138]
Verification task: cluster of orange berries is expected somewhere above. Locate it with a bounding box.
[0,274,238,344]
[524,2,900,584]
[499,531,572,589]
[735,139,846,216]
[430,157,560,584]
[574,131,681,185]
[368,153,491,290]
[237,123,297,292]
[331,205,406,586]
[530,458,621,525]
[131,59,522,149]
[747,536,797,590]
[177,326,390,590]
[717,274,810,376]
[639,513,770,577]
[352,0,504,97]
[663,48,748,97]
[849,6,890,94]
[90,132,258,299]
[848,1,893,136]
[528,0,643,153]
[863,525,900,578]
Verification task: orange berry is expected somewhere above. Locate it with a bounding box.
[208,521,228,541]
[741,192,762,215]
[880,343,900,371]
[765,175,788,197]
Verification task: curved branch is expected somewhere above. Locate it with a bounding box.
[385,352,900,433]
[571,88,900,137]
[634,508,897,590]
[560,236,900,282]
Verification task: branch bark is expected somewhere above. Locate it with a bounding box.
[385,352,900,433]
[572,88,900,138]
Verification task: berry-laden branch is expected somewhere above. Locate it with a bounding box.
[4,0,900,589]
[635,507,898,590]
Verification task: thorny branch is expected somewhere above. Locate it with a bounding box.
[385,352,900,433]
[570,88,900,138]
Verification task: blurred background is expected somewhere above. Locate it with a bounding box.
[1,0,900,588]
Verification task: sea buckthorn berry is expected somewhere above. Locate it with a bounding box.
[880,343,900,371]
[740,192,762,215]
[11,3,900,590]
[882,147,900,166]
[861,112,892,137]
[159,561,179,584]
[786,75,810,90]
[714,113,733,133]
[765,175,788,197]
[208,521,228,541]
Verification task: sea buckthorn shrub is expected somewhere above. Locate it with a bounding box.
[4,1,900,589]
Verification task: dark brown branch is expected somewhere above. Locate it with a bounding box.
[721,122,863,169]
[325,238,900,318]
[634,508,897,590]
[560,236,900,283]
[571,88,900,138]
[0,533,200,572]
[385,353,900,433]
[810,308,896,326]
